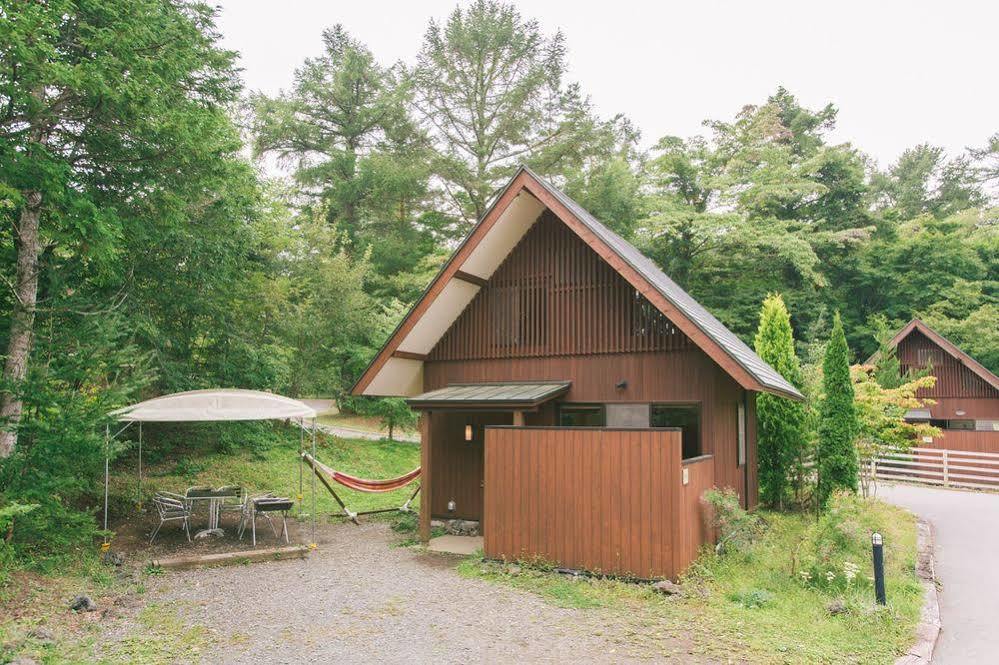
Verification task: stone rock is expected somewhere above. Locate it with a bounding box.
[10,657,38,665]
[69,595,97,612]
[443,519,480,537]
[506,564,522,576]
[651,580,684,596]
[102,551,125,567]
[28,627,54,644]
[827,599,848,615]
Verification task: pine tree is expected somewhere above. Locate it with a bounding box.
[817,312,859,506]
[753,294,807,509]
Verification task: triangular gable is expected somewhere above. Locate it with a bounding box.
[868,319,999,392]
[351,167,803,401]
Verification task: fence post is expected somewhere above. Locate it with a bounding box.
[942,449,949,487]
[870,457,877,482]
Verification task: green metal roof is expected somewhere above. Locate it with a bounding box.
[406,381,570,409]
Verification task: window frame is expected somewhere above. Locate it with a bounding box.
[650,402,702,460]
[737,400,747,467]
[556,403,606,428]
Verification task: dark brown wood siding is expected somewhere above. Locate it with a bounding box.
[483,427,713,580]
[919,430,999,453]
[430,212,694,361]
[426,411,511,521]
[899,331,999,408]
[424,351,752,501]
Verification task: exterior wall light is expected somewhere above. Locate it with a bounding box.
[447,499,456,512]
[464,424,474,441]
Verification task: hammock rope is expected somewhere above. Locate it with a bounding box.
[301,452,421,523]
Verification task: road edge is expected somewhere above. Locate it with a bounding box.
[895,518,941,665]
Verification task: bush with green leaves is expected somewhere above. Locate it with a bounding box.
[701,487,764,554]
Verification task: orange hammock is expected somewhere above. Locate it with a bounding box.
[301,452,421,523]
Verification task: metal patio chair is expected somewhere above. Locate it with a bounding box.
[215,485,244,526]
[150,492,192,544]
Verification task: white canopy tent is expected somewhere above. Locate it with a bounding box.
[104,389,319,547]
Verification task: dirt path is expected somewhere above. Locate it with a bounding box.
[103,521,706,663]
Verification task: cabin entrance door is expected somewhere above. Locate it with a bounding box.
[429,411,512,532]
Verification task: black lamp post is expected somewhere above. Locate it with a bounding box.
[872,532,886,605]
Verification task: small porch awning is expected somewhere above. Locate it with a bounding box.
[406,381,570,410]
[904,408,932,421]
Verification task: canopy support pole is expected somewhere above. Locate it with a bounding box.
[310,418,317,549]
[137,422,143,509]
[103,424,110,547]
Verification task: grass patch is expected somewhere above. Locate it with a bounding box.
[456,558,642,610]
[108,602,211,663]
[109,428,421,519]
[0,551,138,664]
[459,493,922,664]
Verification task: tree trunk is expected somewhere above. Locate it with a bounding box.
[0,191,42,458]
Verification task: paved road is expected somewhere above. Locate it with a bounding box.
[878,483,999,664]
[316,421,419,443]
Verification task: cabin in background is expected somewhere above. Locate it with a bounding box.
[351,167,803,580]
[873,319,999,452]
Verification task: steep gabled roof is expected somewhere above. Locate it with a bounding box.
[868,318,999,392]
[351,166,804,401]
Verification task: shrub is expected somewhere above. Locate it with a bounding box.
[702,488,764,554]
[727,588,775,608]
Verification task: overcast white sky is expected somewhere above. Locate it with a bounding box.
[215,0,997,167]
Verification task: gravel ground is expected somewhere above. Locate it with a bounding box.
[104,521,708,664]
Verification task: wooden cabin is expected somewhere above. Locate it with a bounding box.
[872,319,999,452]
[351,167,803,579]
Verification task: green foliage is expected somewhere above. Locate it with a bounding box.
[727,588,775,609]
[817,314,859,506]
[753,294,808,509]
[250,25,437,300]
[413,0,627,224]
[702,488,763,554]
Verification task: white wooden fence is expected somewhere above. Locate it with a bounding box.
[870,447,999,491]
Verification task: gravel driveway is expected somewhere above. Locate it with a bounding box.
[110,521,706,664]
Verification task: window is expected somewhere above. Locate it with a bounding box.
[558,404,605,427]
[977,420,999,432]
[737,401,747,467]
[651,404,701,459]
[947,419,975,431]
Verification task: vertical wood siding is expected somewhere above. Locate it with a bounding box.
[919,430,999,453]
[427,411,512,520]
[677,456,716,571]
[430,212,694,361]
[898,331,999,401]
[424,353,752,504]
[483,427,714,580]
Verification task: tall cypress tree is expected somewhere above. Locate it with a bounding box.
[753,294,807,509]
[817,312,859,506]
